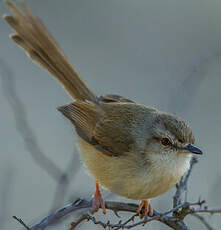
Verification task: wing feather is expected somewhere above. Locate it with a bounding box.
[58,101,135,157]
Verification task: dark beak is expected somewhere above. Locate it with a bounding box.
[182,144,203,155]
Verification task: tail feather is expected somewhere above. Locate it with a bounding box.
[4,1,97,102]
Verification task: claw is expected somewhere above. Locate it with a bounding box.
[91,181,106,214]
[137,200,153,218]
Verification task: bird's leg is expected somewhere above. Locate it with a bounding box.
[91,181,106,214]
[137,199,153,218]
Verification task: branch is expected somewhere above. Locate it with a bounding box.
[13,198,207,230]
[173,157,198,208]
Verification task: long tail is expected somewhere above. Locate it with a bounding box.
[3,0,97,102]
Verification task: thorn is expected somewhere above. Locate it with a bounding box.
[201,200,206,207]
[74,198,83,206]
[131,215,136,222]
[198,196,201,203]
[113,210,121,218]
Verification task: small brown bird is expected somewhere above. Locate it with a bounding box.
[4,1,202,216]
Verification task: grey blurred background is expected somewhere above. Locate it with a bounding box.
[0,0,221,229]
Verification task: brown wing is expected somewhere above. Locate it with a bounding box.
[57,101,102,143]
[58,100,135,157]
[92,118,134,156]
[99,94,135,103]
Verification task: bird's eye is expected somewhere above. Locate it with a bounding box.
[161,137,171,146]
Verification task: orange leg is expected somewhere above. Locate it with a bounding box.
[137,200,153,218]
[91,181,106,214]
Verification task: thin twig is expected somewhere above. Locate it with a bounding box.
[114,213,138,230]
[194,209,221,215]
[70,214,91,230]
[30,199,90,230]
[173,157,198,208]
[191,213,214,230]
[13,216,30,230]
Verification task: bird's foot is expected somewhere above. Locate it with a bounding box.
[137,199,153,218]
[91,181,106,214]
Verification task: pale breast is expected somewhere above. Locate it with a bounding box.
[137,152,192,199]
[78,138,191,200]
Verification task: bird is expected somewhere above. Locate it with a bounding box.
[4,0,202,217]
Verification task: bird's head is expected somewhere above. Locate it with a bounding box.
[145,111,202,159]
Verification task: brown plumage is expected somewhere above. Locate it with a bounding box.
[4,1,202,216]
